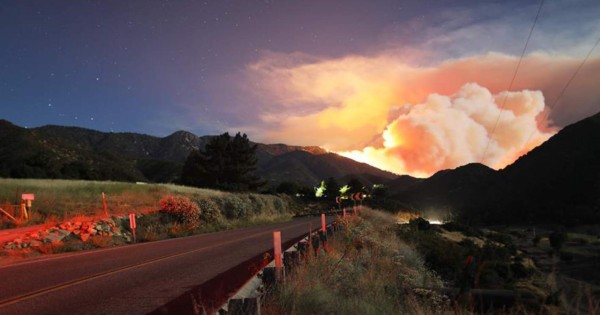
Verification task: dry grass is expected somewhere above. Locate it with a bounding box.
[263,208,447,315]
[0,178,238,227]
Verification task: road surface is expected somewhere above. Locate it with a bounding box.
[0,216,333,315]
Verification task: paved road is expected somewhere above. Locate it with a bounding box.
[0,216,333,315]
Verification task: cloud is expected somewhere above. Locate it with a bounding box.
[242,51,600,176]
[339,83,554,176]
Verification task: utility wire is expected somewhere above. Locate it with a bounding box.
[522,35,600,148]
[480,0,545,165]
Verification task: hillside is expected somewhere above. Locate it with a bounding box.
[486,110,600,224]
[389,110,600,225]
[259,150,397,187]
[393,163,496,210]
[0,120,145,181]
[0,120,397,187]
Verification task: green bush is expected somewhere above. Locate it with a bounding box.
[158,195,201,226]
[549,230,567,253]
[532,235,541,247]
[195,197,223,224]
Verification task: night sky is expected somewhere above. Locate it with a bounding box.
[2,0,599,176]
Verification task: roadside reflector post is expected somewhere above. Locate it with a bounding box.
[312,232,320,256]
[273,231,282,268]
[343,207,346,219]
[129,213,137,243]
[320,213,329,252]
[102,192,108,216]
[273,231,283,281]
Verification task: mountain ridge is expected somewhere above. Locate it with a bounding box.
[0,120,397,187]
[389,110,600,225]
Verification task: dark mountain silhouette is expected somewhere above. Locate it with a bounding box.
[0,120,397,187]
[389,110,600,225]
[259,150,396,187]
[0,120,145,181]
[393,163,496,210]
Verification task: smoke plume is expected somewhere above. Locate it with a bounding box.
[244,52,600,177]
[339,83,554,177]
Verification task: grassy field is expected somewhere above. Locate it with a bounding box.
[0,178,297,228]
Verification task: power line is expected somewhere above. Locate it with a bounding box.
[522,35,600,148]
[480,0,545,165]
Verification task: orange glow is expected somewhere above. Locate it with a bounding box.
[247,52,599,176]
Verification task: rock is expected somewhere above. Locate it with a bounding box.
[46,233,67,243]
[30,240,43,247]
[80,233,90,242]
[58,229,71,235]
[87,228,97,234]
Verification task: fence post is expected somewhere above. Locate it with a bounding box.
[102,192,108,216]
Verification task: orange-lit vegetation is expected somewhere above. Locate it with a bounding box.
[159,195,201,227]
[0,178,221,228]
[0,178,303,262]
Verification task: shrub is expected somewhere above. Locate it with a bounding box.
[559,251,574,262]
[409,217,431,231]
[532,235,541,247]
[196,198,223,224]
[89,235,114,248]
[214,195,249,219]
[442,221,483,237]
[159,195,201,226]
[549,231,567,253]
[511,262,533,279]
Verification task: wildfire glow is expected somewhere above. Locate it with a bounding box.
[246,52,600,177]
[337,83,554,176]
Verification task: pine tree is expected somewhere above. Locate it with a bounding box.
[325,177,339,200]
[181,132,264,191]
[347,178,364,194]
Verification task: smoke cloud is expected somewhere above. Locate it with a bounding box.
[339,83,554,176]
[244,52,600,177]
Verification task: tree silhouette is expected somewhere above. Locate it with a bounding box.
[181,132,264,191]
[347,177,364,194]
[325,177,339,200]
